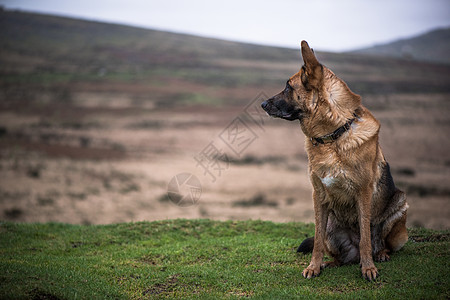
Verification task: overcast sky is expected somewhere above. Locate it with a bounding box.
[1,0,449,52]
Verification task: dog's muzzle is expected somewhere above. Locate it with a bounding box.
[261,100,269,111]
[261,99,302,121]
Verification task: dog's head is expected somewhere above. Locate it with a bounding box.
[261,41,361,137]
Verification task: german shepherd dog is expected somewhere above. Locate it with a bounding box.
[261,41,408,281]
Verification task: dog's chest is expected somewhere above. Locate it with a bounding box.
[315,156,348,187]
[309,148,362,204]
[319,170,351,193]
[317,168,360,224]
[320,173,339,187]
[316,163,357,204]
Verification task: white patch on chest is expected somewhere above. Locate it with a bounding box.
[320,175,336,187]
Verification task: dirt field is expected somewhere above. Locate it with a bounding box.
[1,91,448,230]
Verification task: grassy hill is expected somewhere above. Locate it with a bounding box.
[0,9,298,107]
[1,9,449,112]
[0,219,449,299]
[351,28,450,64]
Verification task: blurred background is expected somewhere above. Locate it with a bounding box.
[0,0,449,229]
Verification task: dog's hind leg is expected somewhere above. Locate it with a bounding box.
[373,211,407,262]
[378,190,408,256]
[386,211,408,252]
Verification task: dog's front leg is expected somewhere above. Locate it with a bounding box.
[302,190,328,278]
[358,186,378,281]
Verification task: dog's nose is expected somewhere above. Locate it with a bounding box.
[261,101,269,110]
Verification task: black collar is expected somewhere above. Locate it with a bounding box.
[310,116,356,146]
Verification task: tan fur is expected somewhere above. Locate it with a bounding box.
[386,212,408,252]
[261,41,408,281]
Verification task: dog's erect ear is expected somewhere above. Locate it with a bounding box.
[301,40,323,89]
[301,40,320,67]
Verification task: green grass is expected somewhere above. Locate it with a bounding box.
[0,220,448,299]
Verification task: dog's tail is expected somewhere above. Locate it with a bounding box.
[297,237,314,254]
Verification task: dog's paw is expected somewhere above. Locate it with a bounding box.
[361,265,379,281]
[375,250,390,262]
[302,264,321,279]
